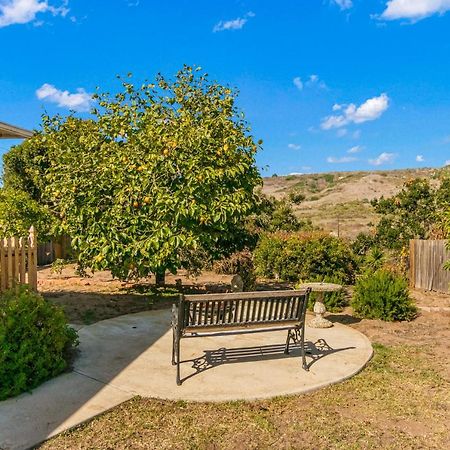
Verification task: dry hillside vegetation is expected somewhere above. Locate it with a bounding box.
[262,168,437,238]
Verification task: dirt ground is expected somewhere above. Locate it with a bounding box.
[39,265,234,324]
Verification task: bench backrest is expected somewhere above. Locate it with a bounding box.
[178,289,310,330]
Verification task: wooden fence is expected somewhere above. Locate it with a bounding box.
[409,239,450,293]
[0,226,38,292]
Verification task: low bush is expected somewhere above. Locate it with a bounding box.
[351,270,417,321]
[214,250,256,291]
[254,232,356,284]
[0,287,78,400]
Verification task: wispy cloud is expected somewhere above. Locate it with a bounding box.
[348,145,362,154]
[332,0,353,11]
[213,11,254,32]
[288,143,301,150]
[36,83,93,112]
[0,0,69,28]
[380,0,450,22]
[416,154,425,162]
[326,156,357,163]
[293,77,303,91]
[321,94,390,130]
[293,74,327,91]
[445,160,450,166]
[369,152,396,166]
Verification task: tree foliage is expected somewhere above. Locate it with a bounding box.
[28,66,261,280]
[254,231,356,283]
[247,195,313,235]
[372,176,450,250]
[1,133,55,239]
[0,188,54,239]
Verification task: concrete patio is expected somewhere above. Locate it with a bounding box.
[0,310,373,450]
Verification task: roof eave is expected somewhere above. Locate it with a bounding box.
[0,121,33,139]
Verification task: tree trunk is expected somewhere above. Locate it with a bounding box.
[155,270,166,287]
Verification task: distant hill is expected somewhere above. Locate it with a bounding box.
[262,168,439,238]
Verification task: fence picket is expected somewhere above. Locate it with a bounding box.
[0,229,38,293]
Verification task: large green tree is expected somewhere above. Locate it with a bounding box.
[34,66,261,283]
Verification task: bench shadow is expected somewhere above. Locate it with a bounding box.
[180,338,355,384]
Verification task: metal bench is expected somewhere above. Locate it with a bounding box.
[171,289,311,385]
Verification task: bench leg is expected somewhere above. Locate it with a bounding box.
[171,327,177,366]
[176,337,182,386]
[300,326,309,371]
[284,330,291,354]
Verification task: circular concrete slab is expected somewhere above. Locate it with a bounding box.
[73,310,373,402]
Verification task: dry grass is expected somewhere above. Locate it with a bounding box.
[41,344,449,450]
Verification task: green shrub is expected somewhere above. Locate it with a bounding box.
[0,287,78,400]
[254,232,356,283]
[214,250,256,291]
[351,270,417,321]
[288,190,305,205]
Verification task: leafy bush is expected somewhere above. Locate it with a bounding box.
[251,196,306,233]
[352,232,376,257]
[0,287,78,400]
[214,250,256,291]
[288,190,305,205]
[351,270,417,321]
[254,232,356,283]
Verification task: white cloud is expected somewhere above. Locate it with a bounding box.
[321,93,390,130]
[332,0,353,11]
[381,0,450,22]
[416,154,425,162]
[327,156,357,163]
[293,77,303,91]
[213,11,254,32]
[348,145,362,154]
[336,128,348,137]
[294,74,326,91]
[288,143,301,150]
[36,83,93,112]
[0,0,68,28]
[445,160,450,166]
[369,152,396,166]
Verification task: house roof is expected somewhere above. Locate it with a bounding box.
[0,121,33,139]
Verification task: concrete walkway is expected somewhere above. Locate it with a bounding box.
[0,310,373,450]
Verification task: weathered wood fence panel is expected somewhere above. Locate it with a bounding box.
[37,241,55,266]
[0,227,38,293]
[37,236,71,266]
[410,239,450,293]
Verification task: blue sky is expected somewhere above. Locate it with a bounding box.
[1,0,450,175]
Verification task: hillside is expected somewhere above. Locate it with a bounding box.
[262,168,439,238]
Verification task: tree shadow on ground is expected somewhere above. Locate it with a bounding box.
[326,314,362,325]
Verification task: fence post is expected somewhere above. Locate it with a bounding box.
[409,239,415,289]
[28,226,38,291]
